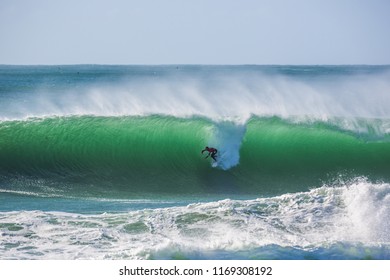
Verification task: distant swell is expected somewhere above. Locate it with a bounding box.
[1,115,389,198]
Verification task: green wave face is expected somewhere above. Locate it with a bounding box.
[1,116,389,198]
[241,118,390,194]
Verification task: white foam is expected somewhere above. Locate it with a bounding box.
[340,179,390,242]
[1,178,389,259]
[207,121,247,170]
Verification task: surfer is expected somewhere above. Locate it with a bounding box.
[201,146,218,161]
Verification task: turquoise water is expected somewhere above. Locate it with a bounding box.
[0,65,389,259]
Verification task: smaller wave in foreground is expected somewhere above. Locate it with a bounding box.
[0,178,389,259]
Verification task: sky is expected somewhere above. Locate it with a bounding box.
[0,0,389,65]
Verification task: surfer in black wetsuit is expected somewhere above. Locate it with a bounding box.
[201,146,218,161]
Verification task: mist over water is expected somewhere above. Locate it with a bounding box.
[1,65,390,122]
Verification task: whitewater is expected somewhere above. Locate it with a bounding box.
[0,65,389,259]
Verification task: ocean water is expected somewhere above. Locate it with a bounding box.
[0,65,389,260]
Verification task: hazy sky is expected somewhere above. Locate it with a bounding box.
[1,0,389,64]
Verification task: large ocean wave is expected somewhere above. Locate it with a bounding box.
[1,65,390,260]
[0,115,389,198]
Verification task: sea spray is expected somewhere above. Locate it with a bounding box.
[207,121,246,170]
[1,65,390,121]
